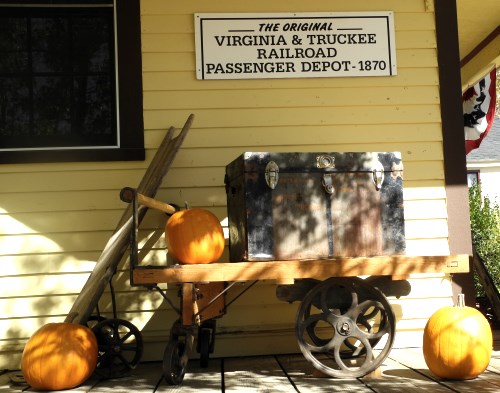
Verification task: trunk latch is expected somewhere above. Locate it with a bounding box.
[372,168,384,191]
[265,161,279,189]
[322,174,335,195]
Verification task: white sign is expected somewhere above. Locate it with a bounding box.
[194,12,397,80]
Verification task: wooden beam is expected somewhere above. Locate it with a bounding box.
[460,25,500,68]
[132,254,470,285]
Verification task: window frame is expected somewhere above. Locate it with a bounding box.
[467,170,480,187]
[0,0,144,164]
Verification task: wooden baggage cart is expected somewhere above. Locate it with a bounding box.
[115,188,470,385]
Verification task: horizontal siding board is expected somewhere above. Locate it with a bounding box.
[142,68,440,91]
[404,219,449,239]
[403,161,444,180]
[142,33,193,51]
[160,186,228,208]
[0,228,207,256]
[396,30,436,49]
[1,253,100,276]
[143,86,440,110]
[404,239,451,255]
[395,12,435,30]
[1,210,123,235]
[0,209,169,236]
[0,190,123,213]
[144,106,442,129]
[0,169,145,193]
[148,124,444,149]
[0,274,90,298]
[0,232,111,254]
[166,143,443,167]
[403,184,446,199]
[391,297,453,319]
[2,291,172,319]
[141,0,426,15]
[0,144,173,174]
[160,161,444,188]
[404,199,448,219]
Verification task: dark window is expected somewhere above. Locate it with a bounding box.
[0,0,144,163]
[467,170,480,187]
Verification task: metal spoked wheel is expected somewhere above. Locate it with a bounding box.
[296,277,395,378]
[92,318,144,379]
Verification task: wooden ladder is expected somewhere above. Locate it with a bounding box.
[65,114,194,325]
[472,249,500,324]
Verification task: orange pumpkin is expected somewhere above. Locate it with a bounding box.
[166,208,225,264]
[21,322,98,390]
[423,294,492,380]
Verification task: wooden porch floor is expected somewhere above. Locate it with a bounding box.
[3,345,500,393]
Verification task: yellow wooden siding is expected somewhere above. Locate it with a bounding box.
[0,0,459,369]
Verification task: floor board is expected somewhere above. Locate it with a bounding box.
[3,346,500,392]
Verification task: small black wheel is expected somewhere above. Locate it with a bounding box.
[163,339,187,385]
[296,277,395,378]
[85,315,107,330]
[92,318,143,379]
[197,320,216,368]
[198,327,211,368]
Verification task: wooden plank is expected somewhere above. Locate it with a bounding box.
[133,255,469,285]
[487,350,500,373]
[404,200,448,219]
[390,347,500,392]
[142,1,427,16]
[142,68,439,91]
[65,115,193,324]
[161,142,444,168]
[362,351,452,393]
[87,362,161,393]
[155,359,223,392]
[0,190,123,213]
[276,354,371,392]
[0,169,147,193]
[144,106,441,130]
[404,219,449,239]
[223,356,293,392]
[404,239,451,256]
[0,371,28,393]
[2,210,130,235]
[144,86,440,110]
[146,124,444,149]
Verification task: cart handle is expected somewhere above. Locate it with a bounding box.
[120,187,177,215]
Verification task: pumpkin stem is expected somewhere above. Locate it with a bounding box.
[457,293,465,308]
[184,201,190,210]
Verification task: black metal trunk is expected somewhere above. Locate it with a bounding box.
[225,152,405,262]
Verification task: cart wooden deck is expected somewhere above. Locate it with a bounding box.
[132,254,470,285]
